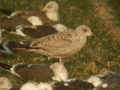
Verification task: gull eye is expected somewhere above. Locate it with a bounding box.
[83,28,88,32]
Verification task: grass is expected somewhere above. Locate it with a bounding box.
[0,0,120,86]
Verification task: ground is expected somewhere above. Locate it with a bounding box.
[0,0,120,86]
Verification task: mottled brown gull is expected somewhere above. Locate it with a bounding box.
[22,25,93,62]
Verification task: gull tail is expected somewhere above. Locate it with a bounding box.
[0,8,14,16]
[0,62,12,70]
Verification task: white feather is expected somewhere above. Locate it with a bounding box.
[50,62,68,82]
[53,24,68,32]
[37,82,52,90]
[27,16,43,26]
[20,82,38,90]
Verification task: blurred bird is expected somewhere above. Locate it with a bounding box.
[97,70,120,89]
[0,16,32,32]
[14,23,68,38]
[15,25,58,38]
[10,82,53,90]
[18,25,93,63]
[53,79,94,90]
[9,78,120,90]
[10,79,94,90]
[10,1,59,22]
[87,75,108,88]
[0,62,68,82]
[0,63,53,82]
[87,70,120,90]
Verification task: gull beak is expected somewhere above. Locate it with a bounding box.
[88,32,94,37]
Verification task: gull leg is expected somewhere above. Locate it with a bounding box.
[59,57,64,64]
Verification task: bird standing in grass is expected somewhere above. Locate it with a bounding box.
[19,25,93,63]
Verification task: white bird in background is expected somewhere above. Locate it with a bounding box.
[10,1,59,22]
[42,1,59,22]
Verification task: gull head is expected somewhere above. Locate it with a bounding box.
[42,1,59,21]
[42,1,59,13]
[76,25,93,37]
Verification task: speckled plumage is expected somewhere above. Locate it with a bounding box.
[22,25,93,62]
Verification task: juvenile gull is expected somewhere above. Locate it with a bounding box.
[10,1,59,22]
[20,25,93,62]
